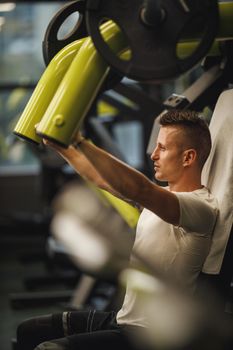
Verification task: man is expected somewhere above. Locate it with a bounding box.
[17,109,218,350]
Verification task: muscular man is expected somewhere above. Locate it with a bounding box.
[17,109,218,350]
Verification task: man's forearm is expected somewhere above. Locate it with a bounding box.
[44,138,180,224]
[43,139,139,202]
[78,139,180,225]
[78,139,149,201]
[44,141,111,191]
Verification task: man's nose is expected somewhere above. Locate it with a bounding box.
[151,146,159,160]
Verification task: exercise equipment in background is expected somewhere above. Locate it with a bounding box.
[13,1,233,149]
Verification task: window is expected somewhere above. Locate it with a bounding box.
[0,2,64,171]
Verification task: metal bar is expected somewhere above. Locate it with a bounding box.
[218,1,233,39]
[9,290,74,309]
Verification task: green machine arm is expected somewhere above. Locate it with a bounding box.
[13,21,128,146]
[13,38,85,144]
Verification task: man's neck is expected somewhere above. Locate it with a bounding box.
[169,182,203,192]
[168,172,202,192]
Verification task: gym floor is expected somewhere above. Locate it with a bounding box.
[0,227,70,350]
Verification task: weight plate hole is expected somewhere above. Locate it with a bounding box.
[57,11,82,41]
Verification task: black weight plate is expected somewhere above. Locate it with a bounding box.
[42,0,87,66]
[42,0,123,90]
[86,0,219,82]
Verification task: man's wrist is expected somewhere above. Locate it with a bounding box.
[73,137,85,148]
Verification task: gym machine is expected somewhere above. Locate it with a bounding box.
[12,0,233,341]
[14,0,231,146]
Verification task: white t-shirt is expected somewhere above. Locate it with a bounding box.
[116,187,218,328]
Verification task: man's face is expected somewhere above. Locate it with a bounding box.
[151,126,185,182]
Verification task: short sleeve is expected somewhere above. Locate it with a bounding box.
[175,191,218,235]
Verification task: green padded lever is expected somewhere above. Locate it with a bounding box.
[13,38,85,144]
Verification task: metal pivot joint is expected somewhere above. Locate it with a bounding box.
[140,0,166,28]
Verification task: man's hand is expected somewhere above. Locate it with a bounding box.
[42,138,74,160]
[42,131,85,159]
[42,130,84,151]
[43,133,115,194]
[42,138,64,152]
[73,131,85,147]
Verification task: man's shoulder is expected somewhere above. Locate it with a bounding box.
[175,187,218,233]
[175,186,217,204]
[189,187,218,208]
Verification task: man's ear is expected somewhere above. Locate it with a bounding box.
[183,149,197,167]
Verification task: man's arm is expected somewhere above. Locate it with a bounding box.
[78,139,180,225]
[43,140,140,208]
